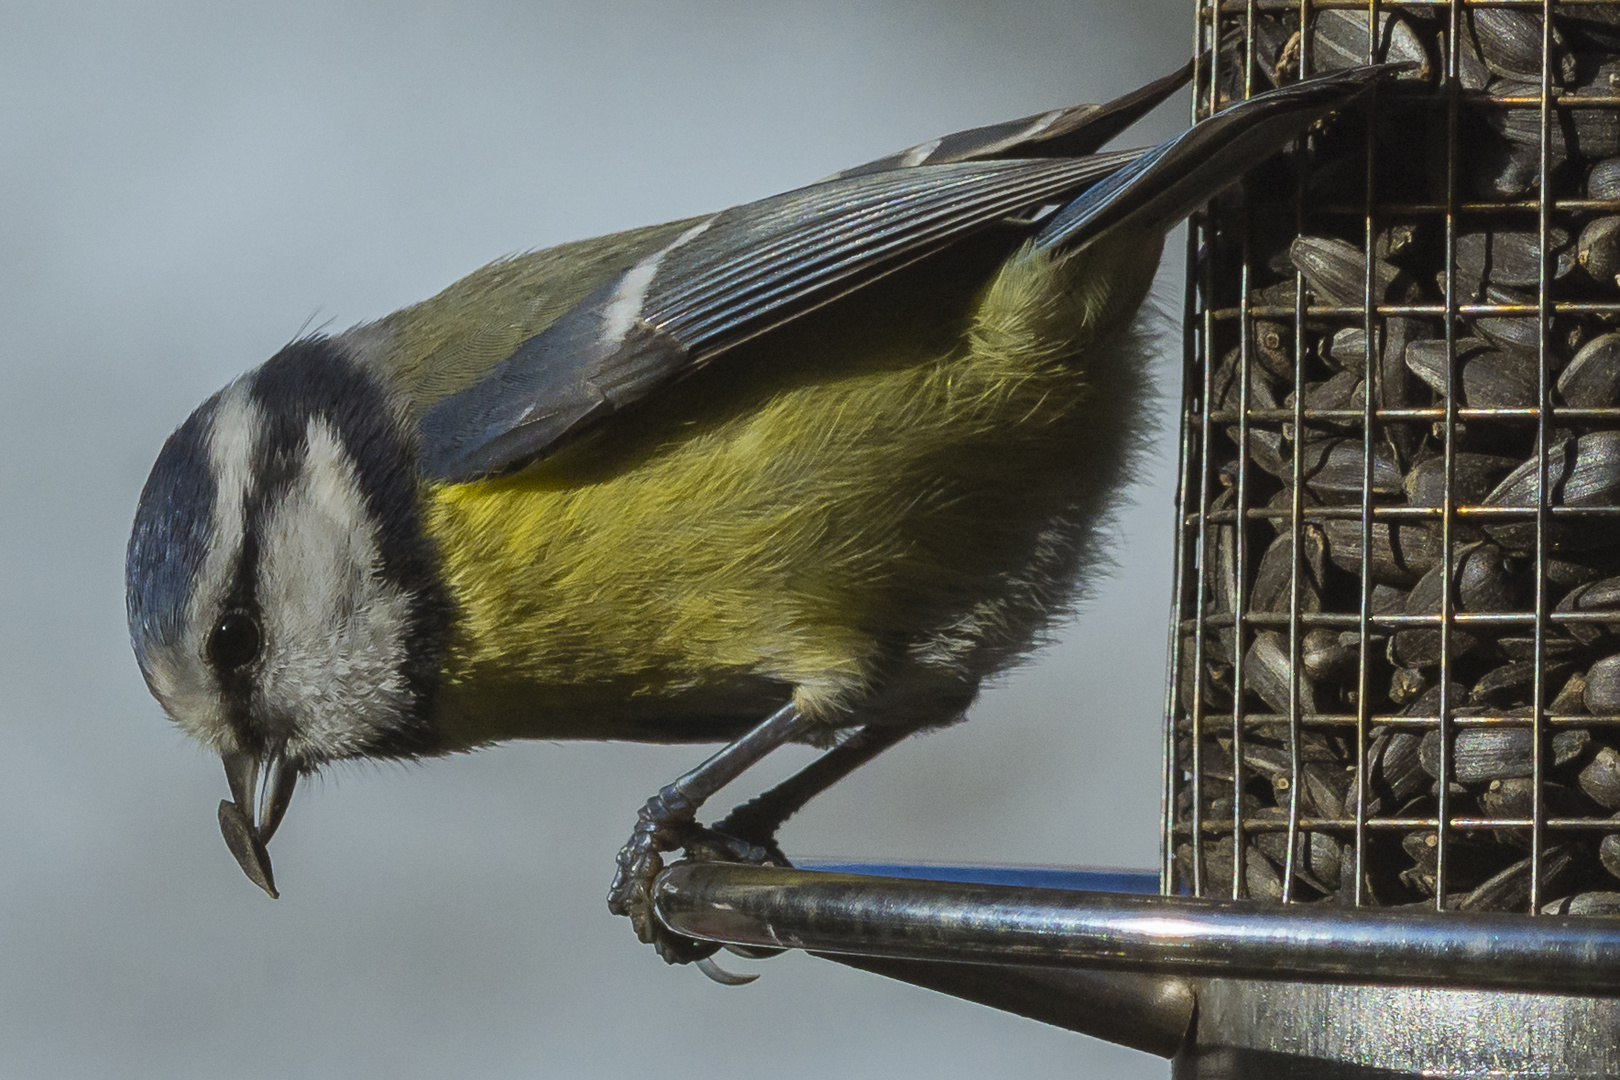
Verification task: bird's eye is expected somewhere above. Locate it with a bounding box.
[208,610,262,671]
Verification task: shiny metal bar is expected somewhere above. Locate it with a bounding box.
[654,863,1620,993]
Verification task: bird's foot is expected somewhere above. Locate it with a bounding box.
[607,783,786,966]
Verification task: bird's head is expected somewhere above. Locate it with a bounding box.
[125,338,449,894]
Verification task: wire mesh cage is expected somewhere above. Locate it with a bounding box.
[649,4,1620,1068]
[1168,0,1620,916]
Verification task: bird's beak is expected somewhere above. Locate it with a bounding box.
[217,749,298,899]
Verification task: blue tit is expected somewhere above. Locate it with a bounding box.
[125,64,1390,961]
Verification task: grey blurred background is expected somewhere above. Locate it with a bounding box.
[1,1,1189,1076]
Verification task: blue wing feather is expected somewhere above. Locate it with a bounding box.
[419,65,1393,483]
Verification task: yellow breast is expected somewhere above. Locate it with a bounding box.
[423,235,1162,749]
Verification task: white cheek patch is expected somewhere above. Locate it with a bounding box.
[160,382,262,751]
[254,417,414,760]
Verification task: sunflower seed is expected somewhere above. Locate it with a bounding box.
[1586,654,1620,713]
[1404,336,1542,408]
[1326,326,1371,376]
[1393,562,1483,666]
[1554,669,1590,713]
[1574,50,1620,95]
[1555,577,1620,644]
[1379,223,1419,262]
[1455,845,1576,912]
[1180,636,1231,715]
[1404,452,1520,507]
[1458,542,1519,612]
[1207,792,1264,823]
[1322,518,1440,586]
[1309,10,1431,81]
[1603,833,1620,880]
[1302,627,1362,682]
[1368,730,1429,807]
[1580,744,1620,809]
[1245,630,1319,715]
[1244,846,1285,902]
[1390,665,1428,705]
[1465,347,1541,408]
[1373,583,1409,615]
[1252,319,1295,382]
[1472,286,1546,351]
[1300,438,1404,498]
[1376,317,1425,413]
[1480,776,1536,819]
[1292,369,1362,428]
[1401,829,1441,871]
[217,799,278,900]
[1418,726,1589,784]
[1250,277,1299,309]
[1211,345,1278,413]
[1208,492,1238,623]
[1455,227,1574,296]
[1447,22,1493,90]
[1401,828,1515,895]
[1589,157,1620,200]
[1328,319,1426,395]
[1213,347,1288,475]
[1567,73,1620,158]
[1485,431,1620,508]
[1472,658,1578,706]
[1543,891,1620,917]
[1580,216,1620,288]
[1290,235,1410,307]
[1558,331,1620,407]
[1404,336,1486,397]
[1255,829,1342,893]
[1252,755,1348,819]
[1496,634,1588,662]
[1548,556,1620,588]
[1251,527,1328,614]
[1471,10,1576,84]
[1177,841,1286,902]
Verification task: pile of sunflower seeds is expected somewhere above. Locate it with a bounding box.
[1174,3,1620,914]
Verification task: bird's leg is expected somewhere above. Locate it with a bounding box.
[695,723,918,968]
[608,701,816,963]
[715,723,912,860]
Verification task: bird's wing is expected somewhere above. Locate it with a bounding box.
[416,150,1145,482]
[416,64,1394,483]
[358,65,1194,423]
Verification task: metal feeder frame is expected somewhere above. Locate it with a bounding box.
[649,3,1620,1075]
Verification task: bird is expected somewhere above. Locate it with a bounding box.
[125,62,1392,968]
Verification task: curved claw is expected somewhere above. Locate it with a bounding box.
[696,955,760,986]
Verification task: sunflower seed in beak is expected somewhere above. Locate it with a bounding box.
[218,799,278,899]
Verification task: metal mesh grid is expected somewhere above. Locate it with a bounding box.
[1166,0,1620,913]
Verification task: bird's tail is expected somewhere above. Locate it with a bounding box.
[1035,64,1400,252]
[825,60,1195,182]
